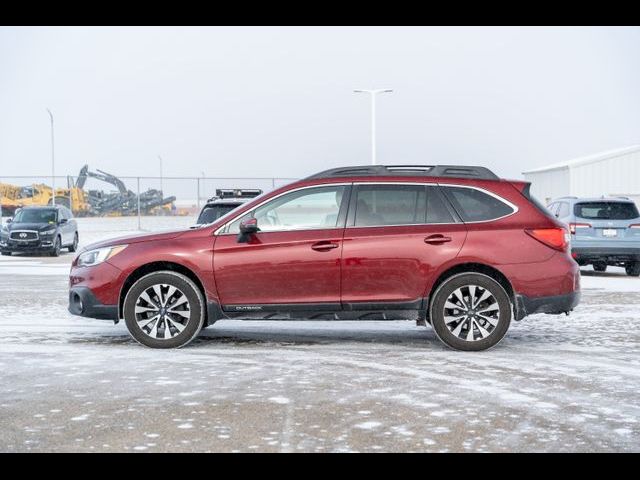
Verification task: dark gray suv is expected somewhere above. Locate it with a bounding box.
[0,205,79,257]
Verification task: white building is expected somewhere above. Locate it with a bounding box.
[522,145,640,205]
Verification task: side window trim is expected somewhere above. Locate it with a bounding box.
[217,183,352,235]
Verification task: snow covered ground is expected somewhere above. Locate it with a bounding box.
[0,217,639,452]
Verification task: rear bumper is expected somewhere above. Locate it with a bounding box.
[68,287,119,321]
[515,291,581,320]
[572,247,640,263]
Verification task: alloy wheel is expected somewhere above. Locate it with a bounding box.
[134,284,191,340]
[443,284,500,342]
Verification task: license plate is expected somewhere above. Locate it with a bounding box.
[602,229,618,237]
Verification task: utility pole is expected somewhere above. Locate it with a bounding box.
[353,89,393,165]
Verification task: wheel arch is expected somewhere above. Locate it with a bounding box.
[118,261,208,321]
[427,262,515,313]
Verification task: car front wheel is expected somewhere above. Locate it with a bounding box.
[68,233,79,253]
[429,273,512,351]
[50,237,61,257]
[123,271,205,348]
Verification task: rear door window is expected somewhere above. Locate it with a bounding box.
[442,186,515,222]
[353,184,426,227]
[574,202,639,220]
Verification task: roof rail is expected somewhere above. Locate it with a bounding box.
[305,165,499,181]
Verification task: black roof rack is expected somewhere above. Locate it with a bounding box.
[305,165,499,181]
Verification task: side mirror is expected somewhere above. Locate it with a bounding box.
[6,218,12,223]
[237,217,259,243]
[59,218,68,224]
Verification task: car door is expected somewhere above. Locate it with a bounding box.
[65,208,77,243]
[340,183,467,307]
[56,208,67,244]
[212,184,350,309]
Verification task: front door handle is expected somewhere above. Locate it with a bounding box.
[424,234,452,245]
[311,241,339,251]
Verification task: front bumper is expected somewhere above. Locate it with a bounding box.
[68,287,119,321]
[515,290,581,320]
[1,237,55,253]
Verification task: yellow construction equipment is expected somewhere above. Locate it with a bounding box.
[0,182,90,216]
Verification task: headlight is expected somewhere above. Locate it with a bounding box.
[76,245,128,268]
[41,228,56,236]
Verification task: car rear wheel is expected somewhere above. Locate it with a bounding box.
[625,261,640,277]
[593,262,607,272]
[123,271,205,348]
[50,237,61,257]
[1,251,10,256]
[429,273,512,351]
[68,233,79,252]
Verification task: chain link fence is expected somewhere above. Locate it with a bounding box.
[0,174,297,231]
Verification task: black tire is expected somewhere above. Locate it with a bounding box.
[50,236,61,257]
[123,271,205,349]
[625,261,640,277]
[429,273,512,351]
[1,251,11,256]
[68,233,79,252]
[593,262,607,272]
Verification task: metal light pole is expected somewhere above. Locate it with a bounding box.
[46,108,55,205]
[158,155,163,195]
[353,89,393,165]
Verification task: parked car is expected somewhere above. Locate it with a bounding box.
[1,205,78,257]
[194,188,263,226]
[68,165,580,351]
[548,197,640,276]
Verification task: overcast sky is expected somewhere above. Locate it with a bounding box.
[1,26,639,181]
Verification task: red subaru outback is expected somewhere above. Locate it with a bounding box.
[68,165,580,351]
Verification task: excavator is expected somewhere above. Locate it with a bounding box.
[75,165,176,216]
[1,165,176,217]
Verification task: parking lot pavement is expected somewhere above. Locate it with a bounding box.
[0,254,639,452]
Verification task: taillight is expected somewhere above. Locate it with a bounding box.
[569,222,591,234]
[629,224,640,229]
[525,228,569,251]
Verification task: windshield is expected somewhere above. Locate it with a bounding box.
[13,209,58,224]
[574,202,639,220]
[196,204,240,224]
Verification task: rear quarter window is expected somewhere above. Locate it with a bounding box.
[443,186,515,222]
[574,202,639,220]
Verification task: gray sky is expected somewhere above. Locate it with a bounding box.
[1,26,639,181]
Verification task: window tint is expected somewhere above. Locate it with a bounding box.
[444,186,514,222]
[427,186,455,223]
[574,202,639,220]
[13,209,57,224]
[227,186,346,233]
[558,202,570,218]
[198,204,239,224]
[354,185,426,227]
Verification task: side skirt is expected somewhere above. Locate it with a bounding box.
[213,299,427,321]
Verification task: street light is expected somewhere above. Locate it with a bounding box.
[46,108,55,206]
[353,89,393,165]
[158,155,163,195]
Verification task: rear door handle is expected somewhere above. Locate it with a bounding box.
[424,234,452,245]
[311,241,340,251]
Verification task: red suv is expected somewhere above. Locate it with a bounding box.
[68,165,580,351]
